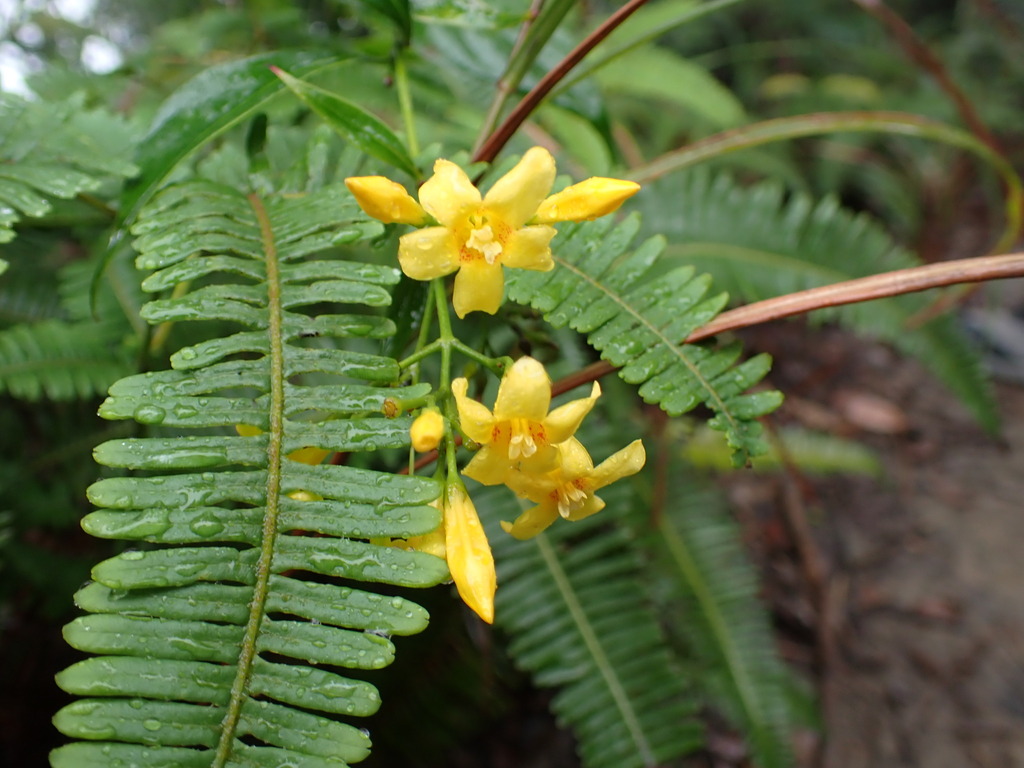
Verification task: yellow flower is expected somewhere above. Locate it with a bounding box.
[410,408,445,452]
[442,482,496,623]
[344,147,641,318]
[501,437,646,540]
[453,356,600,486]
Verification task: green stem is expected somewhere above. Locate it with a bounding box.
[394,53,419,158]
[432,279,454,388]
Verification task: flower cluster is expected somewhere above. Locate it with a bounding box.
[346,147,639,317]
[455,357,645,539]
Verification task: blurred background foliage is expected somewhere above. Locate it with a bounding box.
[1,0,1022,765]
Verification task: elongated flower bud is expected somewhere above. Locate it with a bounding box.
[533,178,641,223]
[345,176,428,224]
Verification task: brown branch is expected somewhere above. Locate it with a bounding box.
[473,0,651,164]
[551,252,1024,396]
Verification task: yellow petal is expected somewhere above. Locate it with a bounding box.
[590,439,646,490]
[235,424,263,437]
[534,178,641,223]
[402,526,447,559]
[493,356,551,422]
[398,227,460,280]
[410,409,444,452]
[452,260,504,318]
[500,503,559,540]
[286,446,332,465]
[419,159,481,227]
[501,225,556,271]
[451,378,495,444]
[483,146,557,228]
[565,494,605,522]
[444,484,495,623]
[344,176,427,224]
[462,446,511,486]
[545,382,600,444]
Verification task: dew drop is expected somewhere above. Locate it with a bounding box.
[133,404,166,425]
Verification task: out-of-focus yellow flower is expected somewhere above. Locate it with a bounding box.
[235,424,331,465]
[345,147,641,317]
[501,437,646,540]
[344,176,428,224]
[453,356,599,486]
[442,482,495,623]
[410,408,445,452]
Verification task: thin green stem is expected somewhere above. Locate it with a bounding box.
[432,279,454,388]
[398,339,442,372]
[394,53,419,158]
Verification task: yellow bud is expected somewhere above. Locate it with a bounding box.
[533,178,641,223]
[345,176,428,225]
[444,484,495,623]
[410,408,445,452]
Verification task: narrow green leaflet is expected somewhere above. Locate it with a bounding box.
[273,68,419,178]
[52,176,447,767]
[481,481,702,768]
[506,214,782,465]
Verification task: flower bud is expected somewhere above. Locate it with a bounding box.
[410,408,445,452]
[443,483,495,623]
[533,178,641,223]
[345,176,428,224]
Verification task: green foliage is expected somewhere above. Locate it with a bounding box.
[51,174,449,766]
[632,468,803,768]
[507,214,783,465]
[0,92,138,259]
[640,169,998,431]
[480,479,703,768]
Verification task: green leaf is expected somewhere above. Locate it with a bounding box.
[506,215,782,465]
[120,51,347,226]
[633,471,800,768]
[640,169,999,431]
[595,46,747,129]
[481,480,703,768]
[55,160,445,766]
[273,67,419,178]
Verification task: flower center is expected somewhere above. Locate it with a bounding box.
[461,211,510,264]
[552,479,589,518]
[508,418,539,459]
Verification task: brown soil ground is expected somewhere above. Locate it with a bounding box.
[733,320,1024,768]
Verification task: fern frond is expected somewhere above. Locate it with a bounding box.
[0,93,138,248]
[506,214,782,465]
[0,320,132,400]
[480,479,702,768]
[642,169,998,430]
[635,470,799,768]
[52,178,448,767]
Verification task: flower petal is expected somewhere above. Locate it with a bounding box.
[533,177,640,223]
[419,159,480,227]
[452,260,504,317]
[494,356,551,422]
[565,494,606,522]
[398,228,460,280]
[502,225,556,271]
[483,147,556,228]
[344,176,427,224]
[451,378,495,444]
[461,446,511,486]
[444,484,495,623]
[545,382,601,444]
[500,502,559,540]
[590,439,646,491]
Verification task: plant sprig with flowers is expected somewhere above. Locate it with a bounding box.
[346,147,644,623]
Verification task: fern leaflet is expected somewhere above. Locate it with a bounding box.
[51,178,447,767]
[506,214,782,465]
[480,478,702,768]
[641,169,997,430]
